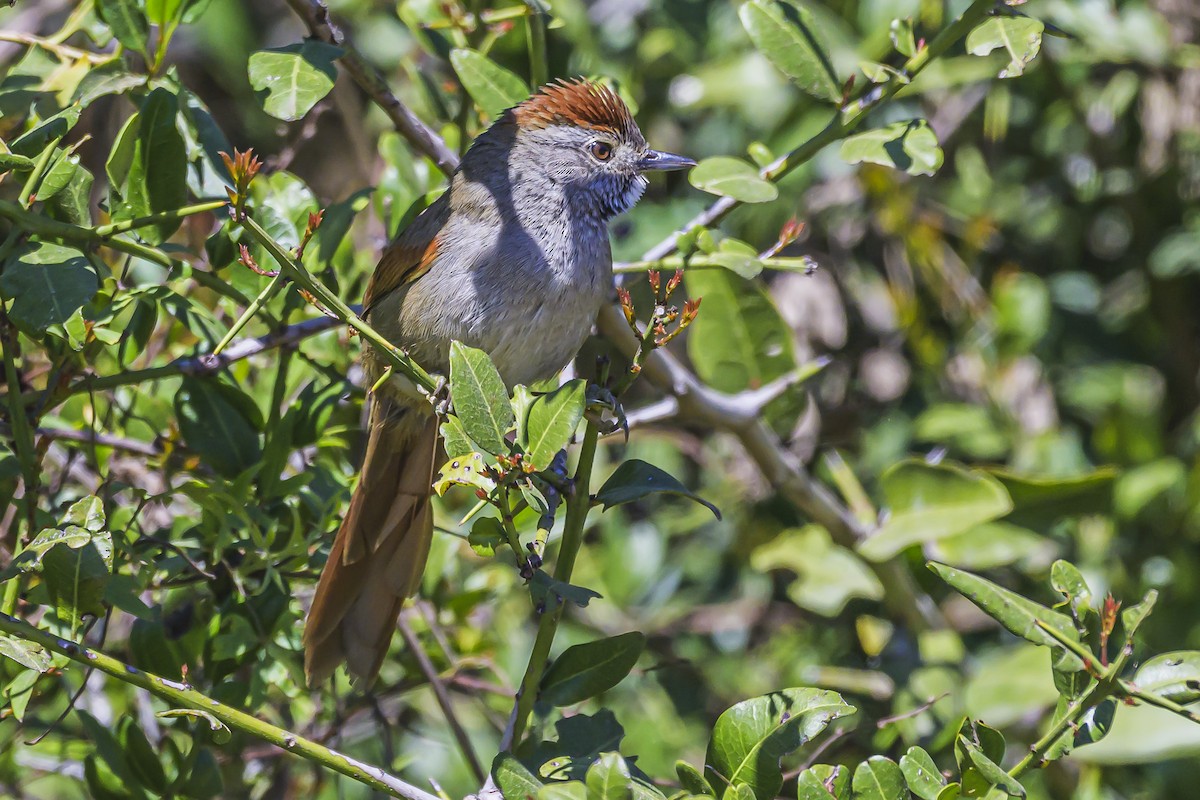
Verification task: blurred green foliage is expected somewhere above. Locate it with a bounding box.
[2,0,1200,798]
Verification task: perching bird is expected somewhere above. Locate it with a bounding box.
[302,78,694,686]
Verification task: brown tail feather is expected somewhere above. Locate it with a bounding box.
[303,400,438,686]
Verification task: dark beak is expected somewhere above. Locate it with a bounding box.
[638,149,696,172]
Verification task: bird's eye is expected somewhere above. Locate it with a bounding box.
[589,141,613,161]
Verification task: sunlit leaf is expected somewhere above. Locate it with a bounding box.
[451,48,527,121]
[840,119,944,176]
[449,341,514,455]
[248,41,343,121]
[541,632,646,707]
[966,17,1044,78]
[689,157,778,203]
[739,0,840,102]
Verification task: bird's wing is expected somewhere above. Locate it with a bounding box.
[362,194,451,313]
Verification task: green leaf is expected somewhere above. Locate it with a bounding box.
[0,241,97,332]
[157,708,232,744]
[956,733,1025,798]
[450,48,528,121]
[450,341,514,455]
[739,0,840,103]
[468,517,505,557]
[248,41,343,121]
[108,88,188,242]
[10,107,82,158]
[929,522,1054,572]
[530,572,602,611]
[840,119,944,176]
[706,688,856,800]
[119,716,166,793]
[541,782,589,800]
[494,752,545,799]
[595,460,720,519]
[529,710,626,782]
[797,764,849,800]
[586,752,632,800]
[441,414,482,459]
[850,757,906,800]
[928,562,1084,672]
[751,525,883,616]
[965,17,1044,78]
[41,533,113,626]
[708,239,764,279]
[520,379,587,471]
[935,786,961,800]
[1120,590,1157,642]
[1050,560,1093,620]
[0,634,52,672]
[38,148,80,202]
[541,632,646,707]
[689,157,778,203]
[859,461,1012,561]
[675,761,715,798]
[990,469,1115,530]
[890,18,917,57]
[899,747,945,800]
[1135,652,1200,704]
[175,378,263,477]
[96,0,149,55]
[685,268,796,399]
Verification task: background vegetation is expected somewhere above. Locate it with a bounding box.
[1,0,1199,798]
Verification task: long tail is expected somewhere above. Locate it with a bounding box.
[303,400,438,686]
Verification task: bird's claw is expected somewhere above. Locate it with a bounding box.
[586,385,629,439]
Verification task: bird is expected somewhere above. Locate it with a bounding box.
[302,78,695,686]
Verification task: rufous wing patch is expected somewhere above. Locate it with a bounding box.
[363,198,449,312]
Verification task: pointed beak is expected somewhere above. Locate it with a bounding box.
[638,149,696,172]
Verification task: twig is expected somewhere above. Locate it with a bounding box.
[0,613,440,800]
[282,0,460,175]
[397,614,487,784]
[34,427,161,457]
[504,420,601,749]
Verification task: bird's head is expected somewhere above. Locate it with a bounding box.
[491,79,694,220]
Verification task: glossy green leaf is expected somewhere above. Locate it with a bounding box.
[434,451,497,496]
[96,0,149,55]
[739,0,840,102]
[1120,590,1158,642]
[675,761,715,798]
[520,379,586,471]
[958,734,1024,797]
[248,41,343,121]
[10,107,81,158]
[706,688,855,800]
[685,268,795,398]
[107,88,188,242]
[441,414,481,459]
[1135,652,1200,704]
[899,747,945,800]
[595,459,720,519]
[0,241,97,332]
[541,632,646,707]
[451,48,528,120]
[496,752,543,799]
[37,149,80,201]
[929,562,1084,672]
[1050,560,1093,619]
[708,238,764,279]
[840,119,944,176]
[689,157,778,203]
[965,17,1044,78]
[586,752,632,800]
[529,711,626,782]
[859,461,1012,561]
[797,764,849,800]
[850,756,906,800]
[449,341,514,455]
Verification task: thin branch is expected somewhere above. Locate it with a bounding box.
[397,614,487,784]
[283,0,460,175]
[34,426,162,457]
[0,613,440,800]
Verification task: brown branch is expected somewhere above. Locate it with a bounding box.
[283,0,460,176]
[35,427,162,457]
